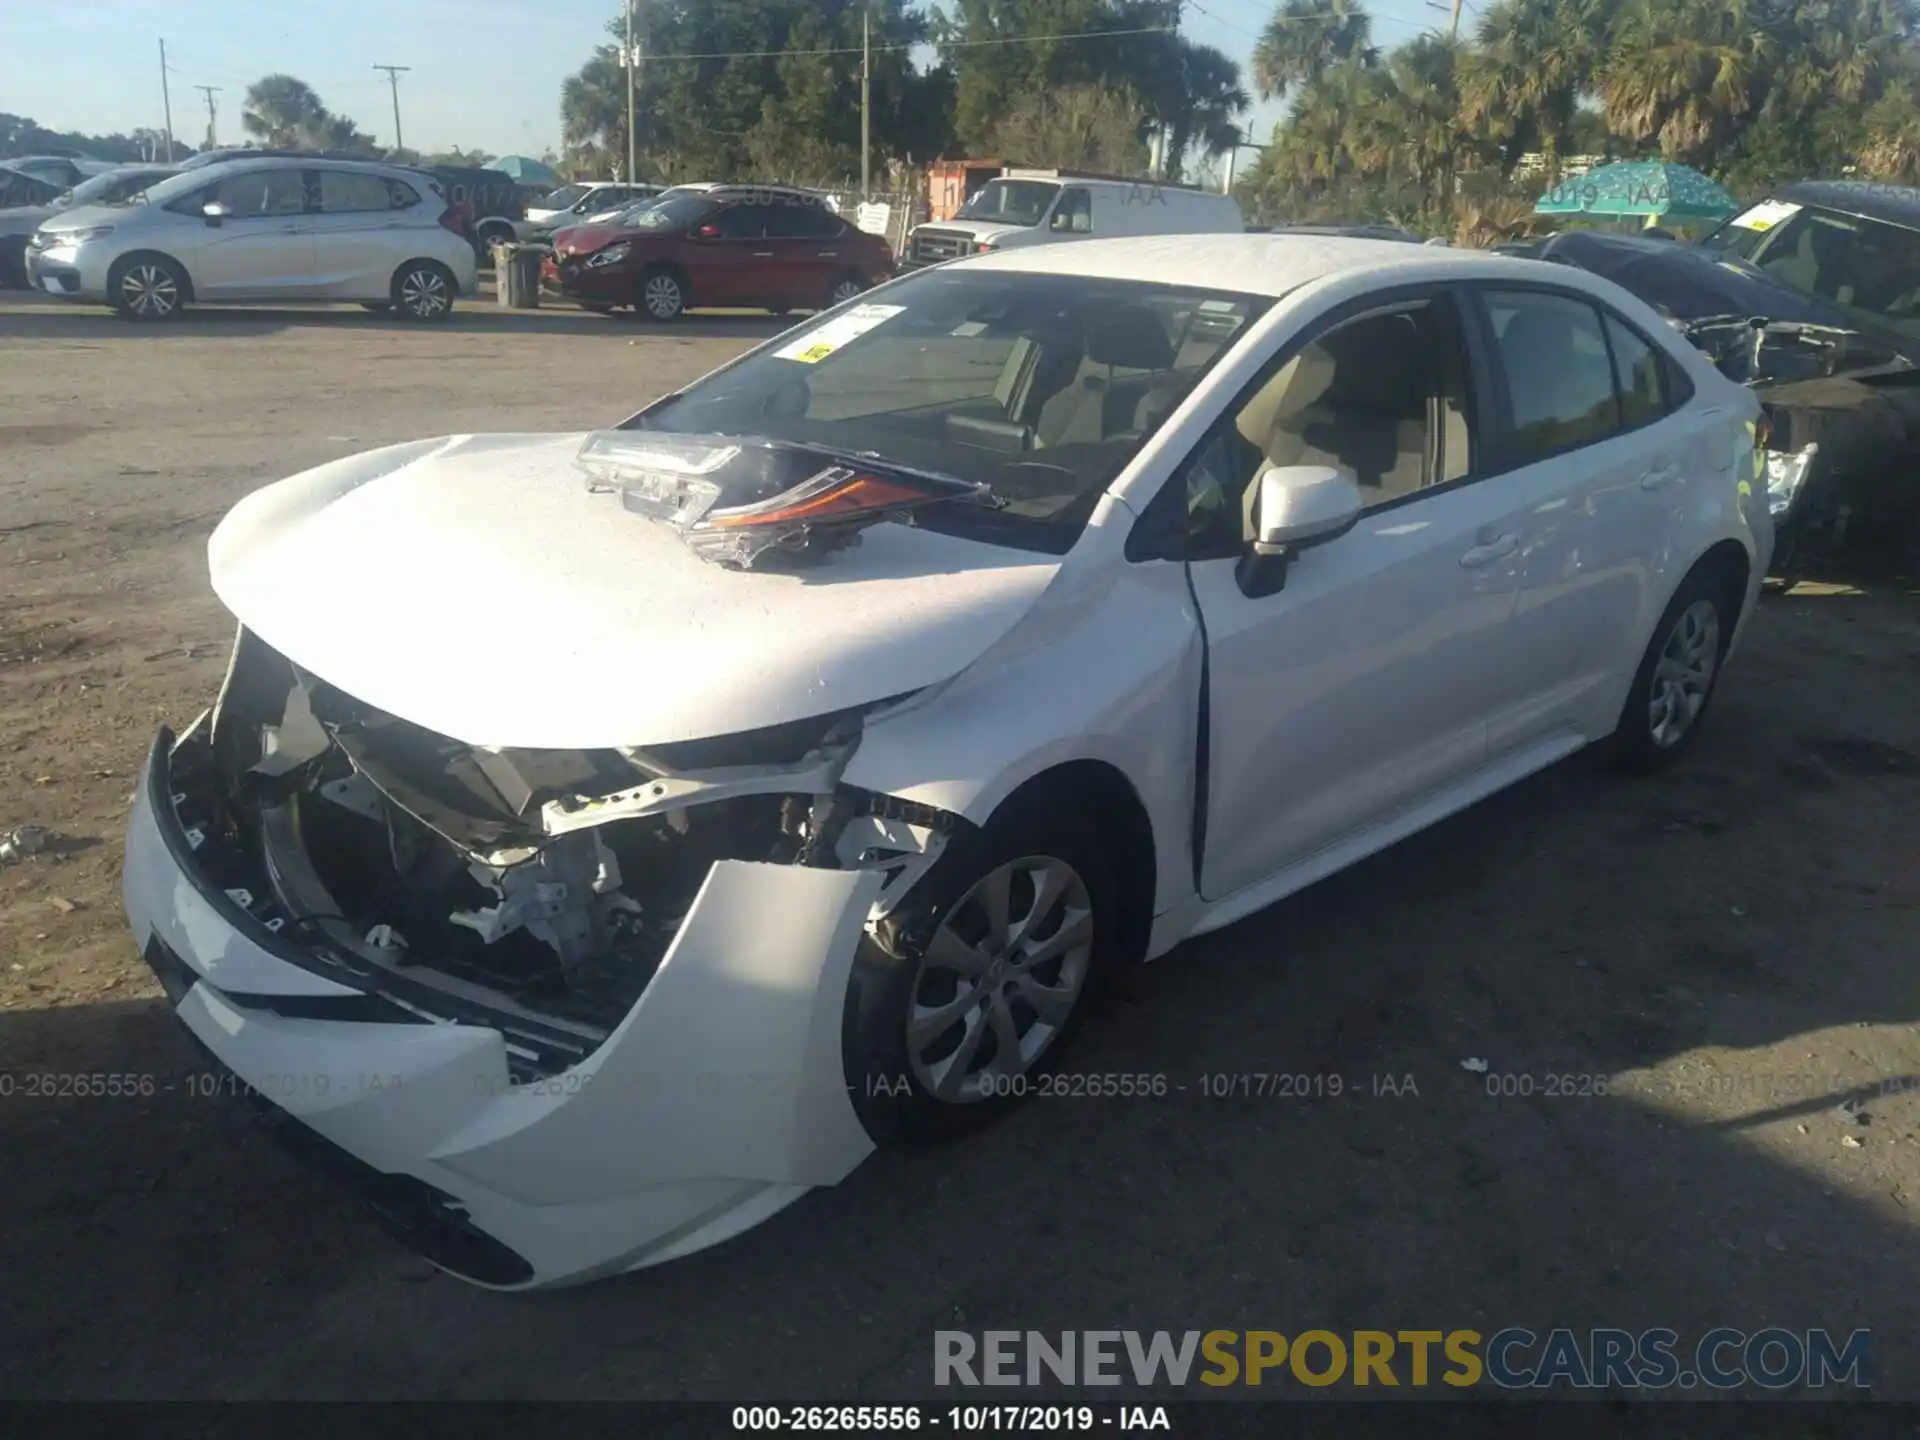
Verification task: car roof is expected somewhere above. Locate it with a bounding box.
[1773,179,1920,231]
[960,232,1521,296]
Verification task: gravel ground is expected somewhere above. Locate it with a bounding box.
[2,289,1918,1403]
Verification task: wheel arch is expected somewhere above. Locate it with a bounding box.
[393,255,460,293]
[110,249,196,302]
[977,758,1157,973]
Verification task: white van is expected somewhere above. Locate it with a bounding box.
[899,168,1244,270]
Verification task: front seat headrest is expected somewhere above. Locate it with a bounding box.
[1081,308,1175,370]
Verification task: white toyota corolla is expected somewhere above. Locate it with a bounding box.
[124,235,1773,1289]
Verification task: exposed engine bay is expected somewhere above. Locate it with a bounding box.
[186,628,956,1048]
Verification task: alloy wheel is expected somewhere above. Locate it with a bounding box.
[399,267,450,319]
[643,274,683,319]
[906,855,1094,1104]
[830,278,864,305]
[1648,598,1720,749]
[122,264,178,319]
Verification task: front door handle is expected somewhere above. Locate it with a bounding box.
[1640,464,1682,490]
[1460,533,1519,568]
[817,250,838,257]
[752,250,774,258]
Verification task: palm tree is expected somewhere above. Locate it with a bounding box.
[1597,0,1772,166]
[1252,0,1376,102]
[561,47,630,173]
[1862,89,1920,180]
[1267,60,1386,187]
[241,75,331,148]
[1458,0,1609,177]
[1365,35,1480,205]
[1160,42,1252,179]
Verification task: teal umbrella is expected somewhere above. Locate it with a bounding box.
[1533,160,1739,222]
[491,154,563,185]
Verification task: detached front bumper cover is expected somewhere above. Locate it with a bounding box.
[125,720,887,1289]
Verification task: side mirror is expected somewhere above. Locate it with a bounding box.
[1237,463,1363,598]
[201,200,229,226]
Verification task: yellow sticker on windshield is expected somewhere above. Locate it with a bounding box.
[773,303,906,364]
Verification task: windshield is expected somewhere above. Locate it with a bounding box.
[1708,200,1920,336]
[956,179,1060,228]
[631,192,717,231]
[537,183,590,210]
[632,268,1271,553]
[56,169,171,209]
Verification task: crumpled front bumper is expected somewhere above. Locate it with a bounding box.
[123,722,882,1289]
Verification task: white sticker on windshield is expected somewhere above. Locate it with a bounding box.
[773,303,907,364]
[1198,300,1238,312]
[1732,199,1802,233]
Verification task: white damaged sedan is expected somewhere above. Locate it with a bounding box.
[124,235,1772,1289]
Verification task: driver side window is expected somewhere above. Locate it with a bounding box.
[1174,294,1478,560]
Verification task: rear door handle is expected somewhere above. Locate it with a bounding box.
[752,251,774,258]
[817,250,838,257]
[1641,464,1682,490]
[1460,533,1519,568]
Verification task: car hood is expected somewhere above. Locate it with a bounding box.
[1531,229,1920,374]
[206,432,1064,750]
[552,223,630,257]
[926,219,1030,246]
[35,201,132,235]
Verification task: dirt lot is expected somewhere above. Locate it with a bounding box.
[2,289,1919,1403]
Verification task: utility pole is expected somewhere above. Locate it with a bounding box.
[860,5,872,202]
[1450,0,1464,38]
[373,64,410,153]
[195,85,220,150]
[157,39,176,162]
[624,0,640,183]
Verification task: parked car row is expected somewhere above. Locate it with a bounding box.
[24,155,478,321]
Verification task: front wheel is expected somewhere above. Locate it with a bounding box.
[392,262,455,321]
[110,255,189,321]
[1611,567,1734,773]
[636,267,686,321]
[846,799,1117,1139]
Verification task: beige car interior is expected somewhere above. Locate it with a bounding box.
[1234,308,1471,540]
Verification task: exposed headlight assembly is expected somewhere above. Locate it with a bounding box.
[1765,442,1818,518]
[586,241,632,267]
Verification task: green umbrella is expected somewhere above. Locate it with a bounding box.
[491,154,563,186]
[1533,160,1739,221]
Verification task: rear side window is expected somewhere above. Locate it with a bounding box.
[1483,289,1621,462]
[716,203,775,239]
[1605,314,1666,428]
[768,204,841,239]
[318,169,399,213]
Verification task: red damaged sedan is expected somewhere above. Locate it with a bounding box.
[548,184,894,320]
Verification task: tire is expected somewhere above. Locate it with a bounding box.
[1610,565,1736,773]
[845,796,1119,1141]
[360,301,393,313]
[391,261,455,322]
[108,254,189,322]
[636,265,686,321]
[824,272,867,309]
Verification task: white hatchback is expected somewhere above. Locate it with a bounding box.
[27,157,478,321]
[123,235,1772,1288]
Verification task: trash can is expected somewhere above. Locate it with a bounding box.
[493,242,543,310]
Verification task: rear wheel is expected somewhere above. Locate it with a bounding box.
[1611,566,1735,773]
[636,266,686,321]
[824,272,866,309]
[109,254,189,321]
[392,261,455,321]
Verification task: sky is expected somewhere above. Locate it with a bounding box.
[1,0,1455,164]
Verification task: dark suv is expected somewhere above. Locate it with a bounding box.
[547,185,894,320]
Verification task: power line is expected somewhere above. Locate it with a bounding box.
[637,25,1174,62]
